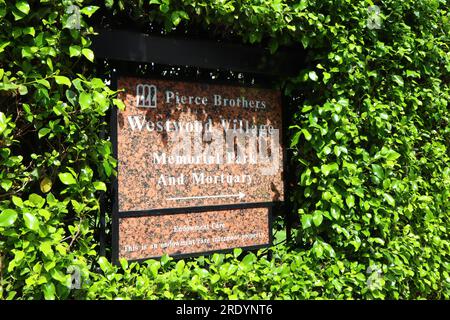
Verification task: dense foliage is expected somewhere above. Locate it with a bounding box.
[0,0,449,299]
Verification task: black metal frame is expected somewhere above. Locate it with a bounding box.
[109,71,289,265]
[281,90,294,243]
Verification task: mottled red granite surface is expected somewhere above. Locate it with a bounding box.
[119,208,270,260]
[116,77,284,212]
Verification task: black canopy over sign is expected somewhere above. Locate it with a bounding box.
[92,29,305,76]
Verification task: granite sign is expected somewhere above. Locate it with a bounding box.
[113,77,284,261]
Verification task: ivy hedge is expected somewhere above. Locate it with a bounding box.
[0,0,449,299]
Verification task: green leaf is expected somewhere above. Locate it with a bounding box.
[40,177,52,193]
[0,111,7,133]
[80,6,99,17]
[241,253,255,269]
[0,41,10,54]
[210,274,220,284]
[71,199,84,214]
[105,0,114,8]
[160,254,170,266]
[38,208,51,221]
[50,269,69,284]
[39,241,53,257]
[296,0,308,10]
[351,236,361,251]
[22,46,39,59]
[69,45,81,57]
[175,259,185,274]
[301,214,312,229]
[58,172,77,185]
[290,131,301,147]
[392,75,404,87]
[331,113,340,123]
[385,150,401,161]
[119,258,128,270]
[46,57,53,71]
[29,193,45,208]
[1,179,12,191]
[38,127,51,139]
[113,99,125,111]
[300,169,312,186]
[55,76,71,87]
[171,11,181,26]
[371,164,384,179]
[81,48,94,62]
[233,248,242,258]
[321,163,339,176]
[23,212,39,231]
[93,91,108,112]
[0,0,6,18]
[22,26,35,36]
[43,283,56,300]
[346,194,355,208]
[330,204,340,220]
[98,256,112,273]
[36,79,50,89]
[308,71,318,81]
[312,242,323,258]
[103,161,112,177]
[301,35,309,49]
[12,196,23,208]
[160,3,169,13]
[65,89,77,106]
[93,181,106,191]
[15,1,30,15]
[0,209,18,227]
[302,128,312,141]
[406,70,420,78]
[0,82,18,92]
[312,211,323,227]
[79,92,92,110]
[18,85,28,95]
[383,193,395,207]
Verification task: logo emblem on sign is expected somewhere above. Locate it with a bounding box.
[136,84,157,108]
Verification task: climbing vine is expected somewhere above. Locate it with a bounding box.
[0,0,449,299]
